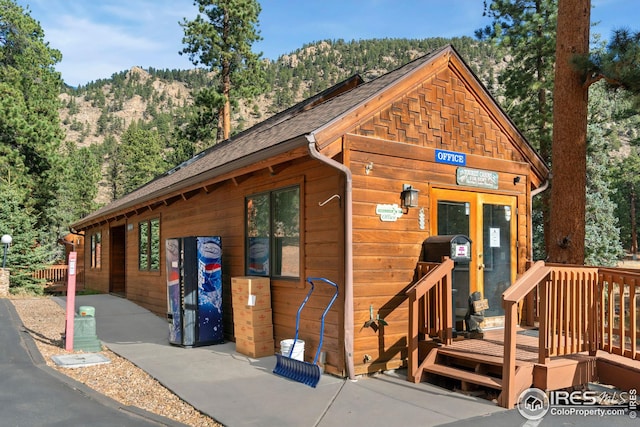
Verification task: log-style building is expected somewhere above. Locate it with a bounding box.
[71,45,549,379]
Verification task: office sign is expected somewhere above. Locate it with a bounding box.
[435,149,466,166]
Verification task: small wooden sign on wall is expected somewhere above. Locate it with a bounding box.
[456,167,499,190]
[376,204,404,222]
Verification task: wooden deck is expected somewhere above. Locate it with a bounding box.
[407,260,640,408]
[444,328,541,362]
[420,328,598,401]
[33,265,85,295]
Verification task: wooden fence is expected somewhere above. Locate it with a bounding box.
[32,265,84,292]
[32,265,68,283]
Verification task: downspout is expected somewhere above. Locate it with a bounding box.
[530,176,550,198]
[529,176,550,260]
[306,134,356,381]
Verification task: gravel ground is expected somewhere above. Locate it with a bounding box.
[10,297,222,427]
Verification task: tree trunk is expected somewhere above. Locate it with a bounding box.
[220,10,231,141]
[547,0,590,264]
[631,186,638,258]
[222,74,231,140]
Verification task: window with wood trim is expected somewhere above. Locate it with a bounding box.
[246,186,300,278]
[139,218,160,271]
[90,231,101,269]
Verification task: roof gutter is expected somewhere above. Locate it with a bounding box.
[306,134,356,382]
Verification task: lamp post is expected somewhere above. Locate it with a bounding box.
[1,234,12,269]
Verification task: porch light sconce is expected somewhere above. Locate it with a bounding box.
[513,176,521,185]
[401,184,419,211]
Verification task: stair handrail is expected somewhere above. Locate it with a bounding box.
[406,257,455,383]
[500,260,551,408]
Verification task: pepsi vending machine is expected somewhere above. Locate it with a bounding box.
[166,236,224,347]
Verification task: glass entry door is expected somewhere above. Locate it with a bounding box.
[431,189,517,328]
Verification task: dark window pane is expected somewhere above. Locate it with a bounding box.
[139,222,149,270]
[150,219,160,270]
[247,194,270,275]
[273,187,299,277]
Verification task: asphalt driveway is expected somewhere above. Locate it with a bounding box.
[0,298,184,427]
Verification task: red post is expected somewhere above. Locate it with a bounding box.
[65,252,77,351]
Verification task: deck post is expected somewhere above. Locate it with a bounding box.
[501,300,518,408]
[407,291,419,383]
[443,270,453,345]
[538,277,549,364]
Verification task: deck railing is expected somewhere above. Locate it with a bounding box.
[406,258,455,383]
[501,262,635,407]
[409,259,640,408]
[32,265,84,290]
[598,268,640,361]
[32,265,68,283]
[541,265,600,359]
[500,260,551,407]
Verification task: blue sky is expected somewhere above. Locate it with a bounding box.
[15,0,640,87]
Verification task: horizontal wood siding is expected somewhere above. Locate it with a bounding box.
[85,155,345,374]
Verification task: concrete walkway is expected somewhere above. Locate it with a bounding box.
[55,294,506,427]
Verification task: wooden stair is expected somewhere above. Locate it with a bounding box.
[421,347,534,399]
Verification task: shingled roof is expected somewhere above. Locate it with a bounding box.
[72,44,545,229]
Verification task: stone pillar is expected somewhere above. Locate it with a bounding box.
[0,268,9,297]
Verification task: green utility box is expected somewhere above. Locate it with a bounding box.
[73,306,102,352]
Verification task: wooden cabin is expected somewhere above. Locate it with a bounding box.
[71,45,549,380]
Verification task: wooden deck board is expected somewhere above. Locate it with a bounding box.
[436,347,532,367]
[442,329,540,364]
[424,364,503,389]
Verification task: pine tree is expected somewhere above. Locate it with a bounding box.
[0,0,64,231]
[0,1,65,288]
[612,149,640,258]
[577,28,640,99]
[180,0,267,143]
[116,123,168,195]
[477,0,556,158]
[58,142,102,223]
[585,123,624,265]
[0,174,49,293]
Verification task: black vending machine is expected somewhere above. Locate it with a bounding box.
[165,236,224,347]
[423,234,472,337]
